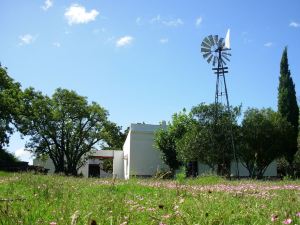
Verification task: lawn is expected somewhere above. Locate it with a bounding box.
[0,172,299,225]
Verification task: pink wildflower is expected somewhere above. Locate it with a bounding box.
[271,214,278,222]
[159,223,167,225]
[162,214,171,219]
[179,198,184,204]
[50,222,57,225]
[283,218,292,224]
[296,212,300,217]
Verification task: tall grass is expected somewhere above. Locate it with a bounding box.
[0,172,299,224]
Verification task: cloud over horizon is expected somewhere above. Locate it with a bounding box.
[14,148,33,165]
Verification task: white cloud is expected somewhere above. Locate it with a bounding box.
[136,17,142,25]
[116,36,133,47]
[150,15,183,27]
[52,42,61,47]
[19,34,37,45]
[264,42,273,47]
[162,18,184,27]
[289,21,300,28]
[160,38,169,44]
[64,4,99,25]
[14,148,33,164]
[195,17,202,27]
[42,0,53,11]
[150,15,161,24]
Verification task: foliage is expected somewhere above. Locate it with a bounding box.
[1,172,300,224]
[177,103,241,176]
[0,148,18,165]
[175,166,186,184]
[18,88,109,175]
[293,150,300,177]
[102,122,129,150]
[277,47,299,163]
[0,66,22,151]
[240,108,294,178]
[102,158,113,173]
[154,111,189,173]
[277,157,290,177]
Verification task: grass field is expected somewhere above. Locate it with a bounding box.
[0,172,300,225]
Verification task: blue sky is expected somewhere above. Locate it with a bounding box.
[1,0,300,162]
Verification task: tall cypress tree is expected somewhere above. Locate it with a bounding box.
[278,47,299,163]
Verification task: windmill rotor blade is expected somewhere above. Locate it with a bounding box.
[213,56,217,67]
[201,41,211,49]
[221,57,227,65]
[221,54,230,62]
[201,48,211,53]
[203,37,211,46]
[222,52,231,56]
[207,54,213,64]
[213,35,219,45]
[208,35,215,46]
[202,52,211,59]
[218,38,224,48]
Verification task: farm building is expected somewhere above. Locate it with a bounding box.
[33,122,277,179]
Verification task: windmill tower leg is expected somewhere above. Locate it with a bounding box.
[214,54,239,178]
[221,73,240,178]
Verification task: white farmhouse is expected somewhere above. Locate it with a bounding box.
[34,122,277,179]
[33,122,168,179]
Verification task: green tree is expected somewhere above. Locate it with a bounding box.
[177,103,240,176]
[154,111,189,173]
[19,88,109,175]
[278,47,299,163]
[102,122,129,149]
[0,66,22,151]
[240,108,293,178]
[0,149,18,167]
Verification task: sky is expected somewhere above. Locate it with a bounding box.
[1,0,300,163]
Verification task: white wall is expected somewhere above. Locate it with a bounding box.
[113,151,124,179]
[33,157,55,173]
[123,130,131,179]
[33,150,124,178]
[230,161,277,177]
[197,161,277,177]
[125,123,168,178]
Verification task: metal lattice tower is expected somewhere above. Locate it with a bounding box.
[200,30,239,177]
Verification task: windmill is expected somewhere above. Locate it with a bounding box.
[200,30,239,176]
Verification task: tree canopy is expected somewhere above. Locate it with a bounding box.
[0,66,22,151]
[177,103,240,176]
[239,108,294,178]
[278,47,299,163]
[154,111,189,173]
[18,88,109,175]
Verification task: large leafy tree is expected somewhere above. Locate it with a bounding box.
[154,111,189,173]
[240,108,293,178]
[19,88,109,175]
[102,122,129,149]
[177,103,240,176]
[0,66,22,151]
[278,47,299,163]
